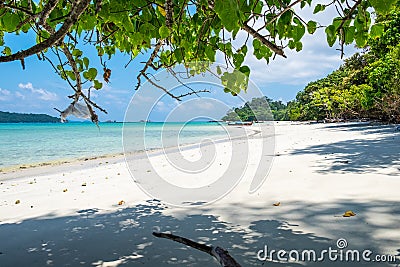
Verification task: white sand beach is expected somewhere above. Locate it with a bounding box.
[1,122,399,266]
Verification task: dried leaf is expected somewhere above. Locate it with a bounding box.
[118,200,125,205]
[343,210,356,217]
[63,189,68,192]
[103,68,111,83]
[273,202,281,206]
[15,200,20,204]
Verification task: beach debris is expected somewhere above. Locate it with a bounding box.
[343,210,356,217]
[30,205,33,208]
[117,173,120,175]
[118,200,125,205]
[63,189,68,192]
[58,102,91,122]
[82,183,87,186]
[15,200,20,204]
[273,202,281,206]
[153,232,241,267]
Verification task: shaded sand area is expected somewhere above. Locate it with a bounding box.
[1,122,400,266]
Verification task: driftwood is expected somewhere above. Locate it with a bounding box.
[152,232,241,267]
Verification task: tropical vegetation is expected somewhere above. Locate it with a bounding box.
[0,0,397,122]
[287,3,400,123]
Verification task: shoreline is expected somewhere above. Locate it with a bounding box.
[1,120,393,176]
[0,125,263,180]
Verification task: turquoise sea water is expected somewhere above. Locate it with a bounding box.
[0,122,229,168]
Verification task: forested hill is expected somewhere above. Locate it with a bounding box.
[0,111,60,123]
[222,97,288,121]
[286,4,400,123]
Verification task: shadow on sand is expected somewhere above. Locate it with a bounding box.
[290,123,400,174]
[1,199,399,266]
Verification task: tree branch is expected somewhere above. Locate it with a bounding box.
[153,232,241,267]
[241,24,286,58]
[0,0,90,63]
[135,39,163,90]
[61,43,82,100]
[264,0,303,27]
[38,0,60,26]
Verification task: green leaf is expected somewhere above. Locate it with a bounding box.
[254,1,263,14]
[216,66,222,75]
[295,41,303,52]
[81,14,97,30]
[279,11,292,25]
[94,80,103,90]
[369,24,384,39]
[307,21,317,34]
[214,0,240,32]
[369,0,397,15]
[313,4,326,14]
[239,65,250,77]
[2,13,20,32]
[66,71,76,81]
[174,48,184,62]
[355,31,367,47]
[2,46,11,56]
[85,68,98,81]
[83,57,89,69]
[288,40,296,49]
[72,49,83,57]
[292,23,305,42]
[238,45,248,55]
[233,53,245,68]
[205,45,216,61]
[325,25,337,47]
[122,14,135,32]
[159,25,170,39]
[344,26,355,44]
[253,39,262,50]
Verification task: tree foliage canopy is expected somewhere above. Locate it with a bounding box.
[286,3,400,123]
[0,0,397,122]
[222,96,288,121]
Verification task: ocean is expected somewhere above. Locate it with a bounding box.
[0,122,230,169]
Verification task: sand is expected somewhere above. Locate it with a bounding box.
[0,122,399,266]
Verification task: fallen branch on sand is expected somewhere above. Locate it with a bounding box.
[152,232,241,267]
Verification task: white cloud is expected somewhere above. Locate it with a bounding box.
[0,88,11,101]
[18,82,58,101]
[155,101,169,112]
[15,91,25,99]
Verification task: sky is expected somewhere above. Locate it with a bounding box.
[0,1,359,122]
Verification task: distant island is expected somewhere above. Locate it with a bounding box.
[0,111,60,123]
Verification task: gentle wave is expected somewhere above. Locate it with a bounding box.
[0,122,231,168]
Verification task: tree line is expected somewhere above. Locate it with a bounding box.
[0,111,60,123]
[287,4,400,123]
[224,4,400,123]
